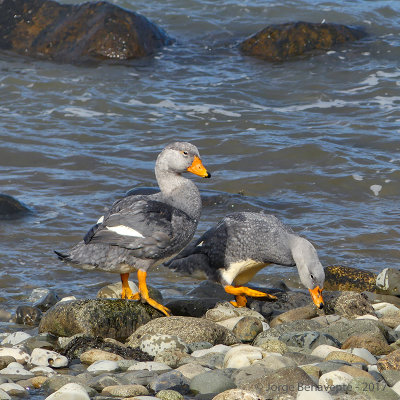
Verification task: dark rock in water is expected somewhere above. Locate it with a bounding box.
[240,21,366,62]
[61,336,153,361]
[0,194,30,219]
[39,299,164,341]
[324,265,378,293]
[29,288,60,312]
[126,316,239,347]
[0,0,172,64]
[165,298,222,318]
[186,281,233,300]
[15,305,42,326]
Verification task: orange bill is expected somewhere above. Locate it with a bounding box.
[309,286,324,309]
[187,155,211,178]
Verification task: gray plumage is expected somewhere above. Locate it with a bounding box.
[166,211,325,292]
[56,142,209,274]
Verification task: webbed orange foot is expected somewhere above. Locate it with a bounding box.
[224,285,277,308]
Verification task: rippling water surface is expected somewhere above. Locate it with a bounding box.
[1,0,400,322]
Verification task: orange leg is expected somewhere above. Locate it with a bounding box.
[137,270,170,316]
[224,285,277,308]
[120,273,140,300]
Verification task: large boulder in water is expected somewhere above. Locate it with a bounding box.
[240,21,366,61]
[0,0,172,63]
[39,299,164,341]
[0,194,30,219]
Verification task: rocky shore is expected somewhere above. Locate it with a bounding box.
[2,273,400,399]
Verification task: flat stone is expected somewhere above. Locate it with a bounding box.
[349,377,399,399]
[80,349,124,364]
[149,370,190,394]
[0,383,28,397]
[128,362,172,373]
[175,363,208,380]
[0,348,29,364]
[102,384,148,397]
[233,363,273,387]
[30,348,68,368]
[45,382,90,400]
[0,362,34,380]
[190,370,236,395]
[120,370,158,386]
[0,332,31,346]
[381,369,400,386]
[127,316,238,347]
[351,348,377,365]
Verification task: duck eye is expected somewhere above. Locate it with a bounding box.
[310,274,315,280]
[181,151,188,156]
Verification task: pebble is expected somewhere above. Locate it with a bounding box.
[0,332,31,346]
[30,348,68,368]
[86,360,120,374]
[190,370,235,394]
[223,345,262,368]
[101,384,149,397]
[45,382,90,399]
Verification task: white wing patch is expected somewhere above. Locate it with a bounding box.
[97,215,104,224]
[106,225,144,237]
[197,241,204,247]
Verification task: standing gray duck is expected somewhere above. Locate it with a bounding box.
[166,212,325,309]
[56,142,211,316]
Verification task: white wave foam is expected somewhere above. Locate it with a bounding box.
[352,174,363,181]
[63,107,117,118]
[370,185,382,196]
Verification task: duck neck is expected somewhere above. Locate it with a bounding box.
[156,168,202,220]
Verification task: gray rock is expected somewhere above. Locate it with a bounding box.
[0,194,30,219]
[190,370,236,394]
[314,361,351,375]
[86,374,128,391]
[39,299,163,341]
[283,352,323,365]
[15,306,42,326]
[42,375,97,397]
[187,342,213,353]
[279,331,341,350]
[120,370,159,386]
[239,366,316,397]
[233,363,274,387]
[349,376,398,399]
[232,317,263,343]
[376,268,400,296]
[149,370,190,394]
[381,369,400,387]
[126,316,238,347]
[29,288,60,312]
[191,352,226,369]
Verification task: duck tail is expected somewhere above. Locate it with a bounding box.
[54,250,71,261]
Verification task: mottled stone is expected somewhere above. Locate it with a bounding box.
[323,291,375,319]
[30,348,68,368]
[138,334,189,357]
[102,384,149,397]
[341,333,392,356]
[15,306,42,326]
[0,362,34,380]
[377,349,400,372]
[39,299,163,342]
[240,22,366,62]
[190,371,236,395]
[149,370,190,394]
[127,316,238,347]
[153,349,189,369]
[381,369,400,387]
[232,317,263,343]
[156,389,184,400]
[258,339,288,354]
[0,0,172,63]
[279,331,341,351]
[80,349,124,364]
[325,351,370,365]
[1,332,31,346]
[323,265,378,293]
